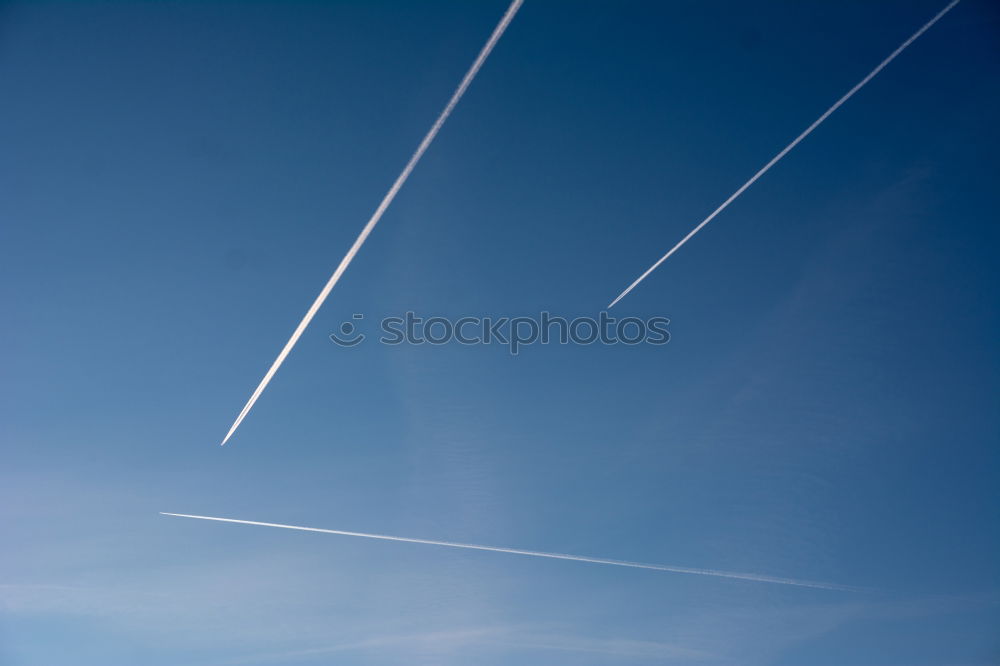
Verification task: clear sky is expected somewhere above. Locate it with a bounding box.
[1,1,998,664]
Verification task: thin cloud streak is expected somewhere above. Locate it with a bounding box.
[160,512,861,591]
[607,0,961,308]
[211,627,712,664]
[220,0,524,445]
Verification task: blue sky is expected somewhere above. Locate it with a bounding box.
[1,0,998,664]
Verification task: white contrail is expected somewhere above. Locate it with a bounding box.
[607,0,960,308]
[160,512,860,591]
[221,0,524,446]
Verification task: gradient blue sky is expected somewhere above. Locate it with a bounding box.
[2,1,998,664]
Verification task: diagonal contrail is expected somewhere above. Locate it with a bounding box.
[607,0,960,308]
[160,512,861,591]
[220,0,524,446]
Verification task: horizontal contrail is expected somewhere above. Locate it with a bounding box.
[220,0,524,446]
[607,0,960,308]
[160,512,860,591]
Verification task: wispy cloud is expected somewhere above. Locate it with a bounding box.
[160,512,860,591]
[220,0,524,446]
[607,0,961,308]
[211,627,511,665]
[493,632,713,660]
[213,626,712,665]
